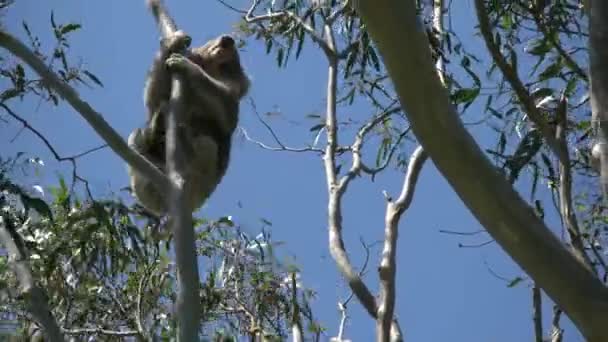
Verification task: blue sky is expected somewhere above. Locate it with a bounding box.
[2,0,584,341]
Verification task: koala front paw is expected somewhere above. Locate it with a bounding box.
[165,53,189,70]
[162,30,192,53]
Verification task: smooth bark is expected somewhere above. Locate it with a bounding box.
[354,1,608,340]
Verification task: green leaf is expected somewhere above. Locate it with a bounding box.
[538,61,562,81]
[531,87,553,100]
[277,47,284,67]
[507,277,524,288]
[526,38,552,56]
[83,70,103,87]
[59,23,82,35]
[451,87,480,104]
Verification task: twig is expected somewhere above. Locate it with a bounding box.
[532,285,543,342]
[245,0,334,57]
[458,239,494,248]
[438,229,486,236]
[241,98,324,154]
[1,103,106,197]
[215,0,247,14]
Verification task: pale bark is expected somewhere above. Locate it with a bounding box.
[354,1,608,340]
[589,0,608,200]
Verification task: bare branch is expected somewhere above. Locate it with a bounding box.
[0,218,64,341]
[62,327,139,337]
[439,229,487,236]
[149,5,202,338]
[339,107,405,185]
[319,6,402,339]
[241,99,324,154]
[1,103,106,197]
[240,127,323,153]
[555,94,595,271]
[377,145,427,342]
[589,0,608,200]
[323,24,380,327]
[215,0,248,14]
[532,285,543,342]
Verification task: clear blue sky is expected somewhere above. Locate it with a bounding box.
[2,1,583,341]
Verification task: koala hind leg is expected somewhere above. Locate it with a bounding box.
[127,128,166,216]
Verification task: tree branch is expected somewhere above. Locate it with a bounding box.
[147,1,202,338]
[589,0,608,200]
[555,94,595,271]
[0,218,64,341]
[0,29,170,193]
[245,0,334,57]
[377,145,427,342]
[532,285,543,342]
[355,0,608,340]
[474,2,568,164]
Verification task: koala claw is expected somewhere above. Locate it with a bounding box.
[165,53,188,70]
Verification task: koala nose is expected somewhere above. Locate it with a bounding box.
[219,35,235,49]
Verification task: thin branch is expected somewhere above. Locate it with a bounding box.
[0,218,64,341]
[532,285,543,342]
[215,0,247,14]
[62,327,139,337]
[483,259,513,283]
[335,302,349,341]
[323,21,380,328]
[1,103,106,197]
[240,127,323,153]
[241,98,324,154]
[154,19,201,342]
[438,229,486,236]
[554,94,595,271]
[474,1,568,164]
[339,107,404,185]
[0,29,170,193]
[245,0,334,57]
[377,145,427,342]
[458,240,494,248]
[550,306,564,342]
[393,146,428,211]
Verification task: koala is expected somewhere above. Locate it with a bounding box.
[127,0,250,216]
